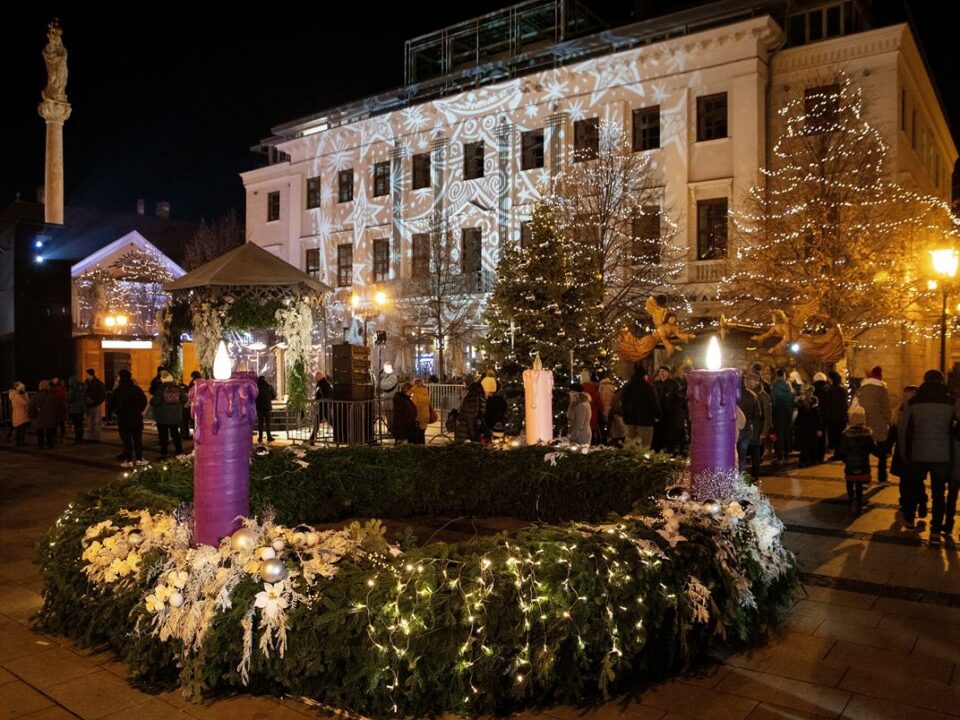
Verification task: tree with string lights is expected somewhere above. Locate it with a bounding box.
[482,200,605,387]
[550,121,683,335]
[721,74,958,352]
[184,209,245,270]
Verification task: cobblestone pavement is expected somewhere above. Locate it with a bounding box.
[1,434,958,719]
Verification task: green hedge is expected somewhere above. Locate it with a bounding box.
[36,445,797,717]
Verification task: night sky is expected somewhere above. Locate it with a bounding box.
[2,2,955,224]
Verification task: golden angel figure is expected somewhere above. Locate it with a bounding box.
[752,300,844,364]
[618,297,696,362]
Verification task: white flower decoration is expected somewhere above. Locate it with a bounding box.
[254,583,289,620]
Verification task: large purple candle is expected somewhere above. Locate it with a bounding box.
[686,338,740,498]
[190,344,258,547]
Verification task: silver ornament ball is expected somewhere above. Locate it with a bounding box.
[168,592,184,608]
[260,557,287,583]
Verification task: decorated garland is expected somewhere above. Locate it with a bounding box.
[38,445,796,717]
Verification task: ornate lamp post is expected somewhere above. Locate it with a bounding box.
[929,249,958,374]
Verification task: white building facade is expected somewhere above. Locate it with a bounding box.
[241,0,956,384]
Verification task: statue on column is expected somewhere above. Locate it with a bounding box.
[41,19,68,103]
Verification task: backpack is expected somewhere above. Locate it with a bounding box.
[161,384,182,406]
[445,408,459,433]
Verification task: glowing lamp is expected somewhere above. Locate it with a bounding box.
[705,336,721,370]
[213,341,232,380]
[374,290,387,306]
[383,361,394,374]
[930,249,959,279]
[350,293,360,308]
[790,342,801,353]
[928,280,939,291]
[104,316,116,328]
[115,315,128,327]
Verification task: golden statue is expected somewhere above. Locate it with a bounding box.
[41,19,68,103]
[618,296,696,361]
[752,300,845,364]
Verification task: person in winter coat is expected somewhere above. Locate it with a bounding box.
[455,381,487,442]
[254,375,277,444]
[621,365,660,448]
[29,380,58,448]
[49,376,67,442]
[899,369,956,545]
[824,371,849,460]
[112,369,148,466]
[771,368,795,463]
[578,370,602,444]
[8,382,30,446]
[482,381,508,441]
[794,387,824,467]
[653,366,681,454]
[391,382,420,443]
[841,406,876,515]
[855,366,892,483]
[737,373,764,477]
[151,371,187,457]
[411,379,434,434]
[598,375,616,440]
[66,376,85,443]
[890,385,921,521]
[751,363,773,461]
[568,391,592,446]
[309,370,333,443]
[84,369,106,442]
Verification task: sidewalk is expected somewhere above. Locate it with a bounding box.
[1,438,958,719]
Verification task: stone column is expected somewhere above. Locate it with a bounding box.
[38,99,71,225]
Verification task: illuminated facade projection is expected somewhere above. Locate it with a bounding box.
[242,0,955,381]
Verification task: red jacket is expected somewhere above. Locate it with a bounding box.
[50,383,68,422]
[582,382,601,431]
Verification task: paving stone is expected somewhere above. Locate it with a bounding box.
[13,708,83,720]
[537,703,666,719]
[825,641,952,685]
[636,679,758,720]
[745,703,827,720]
[0,622,56,663]
[840,693,951,720]
[2,646,100,690]
[813,618,918,653]
[715,667,851,718]
[838,666,960,716]
[874,597,960,625]
[789,600,883,629]
[100,698,195,720]
[0,585,43,624]
[0,667,15,685]
[45,669,150,718]
[0,679,55,719]
[800,585,877,610]
[723,645,846,688]
[780,613,822,635]
[183,695,312,720]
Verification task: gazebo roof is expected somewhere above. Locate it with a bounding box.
[165,241,330,294]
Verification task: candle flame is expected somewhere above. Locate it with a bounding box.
[706,336,722,370]
[213,341,232,380]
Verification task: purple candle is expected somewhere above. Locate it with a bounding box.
[190,342,258,547]
[686,337,740,498]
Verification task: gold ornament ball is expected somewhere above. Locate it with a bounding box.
[260,557,287,583]
[230,528,258,552]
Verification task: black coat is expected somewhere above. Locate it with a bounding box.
[256,378,276,414]
[455,384,487,441]
[621,376,660,426]
[112,380,148,433]
[391,392,418,441]
[821,384,849,427]
[484,393,508,430]
[840,425,875,477]
[794,399,823,434]
[315,377,332,401]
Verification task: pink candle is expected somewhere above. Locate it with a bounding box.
[190,363,258,547]
[686,338,740,498]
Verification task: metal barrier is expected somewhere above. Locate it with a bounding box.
[284,398,390,446]
[426,383,465,442]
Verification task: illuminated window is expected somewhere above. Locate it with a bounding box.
[337,244,353,287]
[306,177,321,209]
[697,199,728,260]
[521,129,544,170]
[574,118,599,161]
[632,106,660,151]
[464,141,484,180]
[373,161,390,197]
[697,93,727,141]
[412,233,431,278]
[338,170,354,203]
[373,239,390,282]
[266,191,280,222]
[412,153,431,189]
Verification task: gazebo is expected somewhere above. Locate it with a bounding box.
[163,242,330,412]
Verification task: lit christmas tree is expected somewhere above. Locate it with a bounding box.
[482,200,605,386]
[721,74,958,350]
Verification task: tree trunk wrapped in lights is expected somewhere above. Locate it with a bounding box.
[721,73,959,359]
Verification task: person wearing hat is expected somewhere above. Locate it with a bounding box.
[840,405,875,515]
[855,366,892,483]
[112,369,148,467]
[481,372,507,442]
[150,370,187,457]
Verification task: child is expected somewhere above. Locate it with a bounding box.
[794,387,823,468]
[840,406,876,515]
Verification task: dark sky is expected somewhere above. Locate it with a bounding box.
[2,1,954,223]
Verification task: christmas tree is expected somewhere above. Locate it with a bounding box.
[482,200,605,387]
[721,73,957,343]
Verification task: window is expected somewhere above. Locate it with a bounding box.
[697,93,727,141]
[373,239,390,282]
[464,141,484,179]
[412,233,431,278]
[521,129,544,170]
[631,206,661,264]
[305,248,321,277]
[266,191,280,222]
[632,106,660,151]
[520,221,533,249]
[373,161,390,197]
[338,170,354,203]
[306,177,321,209]
[462,228,482,291]
[337,244,353,287]
[574,118,599,161]
[696,199,728,260]
[412,153,431,189]
[804,84,840,133]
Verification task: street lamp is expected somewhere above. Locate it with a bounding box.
[351,290,388,346]
[930,248,959,374]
